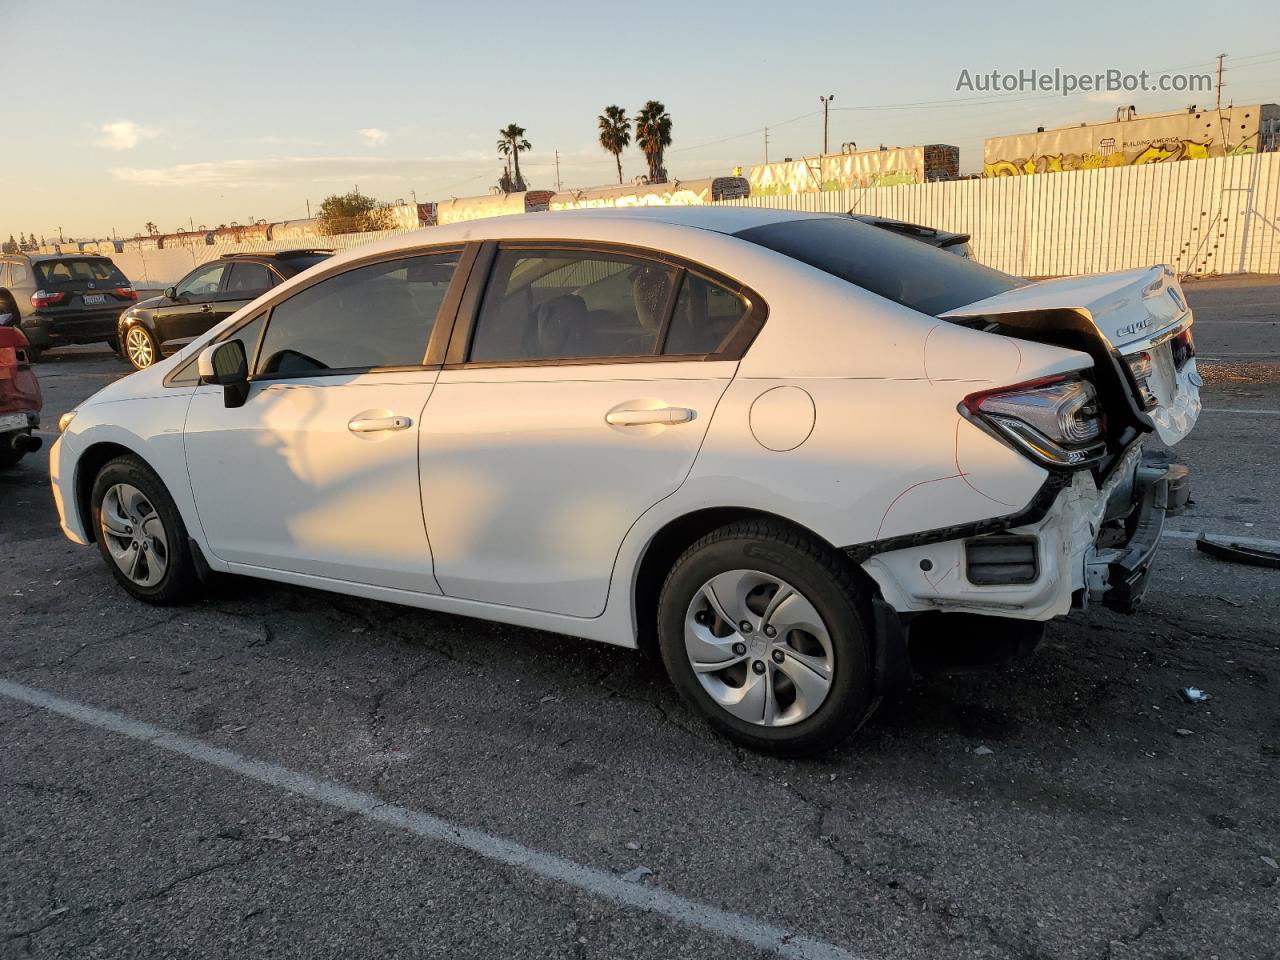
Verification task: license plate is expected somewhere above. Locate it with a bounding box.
[0,412,28,431]
[82,293,106,306]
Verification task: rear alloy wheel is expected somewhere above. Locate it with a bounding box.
[658,519,874,755]
[91,456,199,604]
[124,325,158,370]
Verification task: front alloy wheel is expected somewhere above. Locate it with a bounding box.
[125,325,157,369]
[99,482,169,587]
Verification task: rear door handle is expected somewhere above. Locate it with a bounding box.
[605,407,696,426]
[348,415,413,433]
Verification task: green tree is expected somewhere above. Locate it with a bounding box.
[496,123,531,192]
[635,100,673,183]
[145,221,158,236]
[316,191,392,235]
[598,106,632,185]
[2,234,16,254]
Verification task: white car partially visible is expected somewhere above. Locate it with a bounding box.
[50,208,1200,754]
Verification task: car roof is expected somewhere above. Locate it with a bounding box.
[535,205,832,233]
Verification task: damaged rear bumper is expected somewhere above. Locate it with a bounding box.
[853,444,1181,622]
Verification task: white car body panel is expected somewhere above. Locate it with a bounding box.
[48,208,1201,653]
[420,361,736,617]
[183,373,443,592]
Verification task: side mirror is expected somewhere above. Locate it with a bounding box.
[197,340,250,408]
[164,286,178,301]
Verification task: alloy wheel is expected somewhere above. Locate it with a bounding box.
[126,327,154,368]
[99,483,169,586]
[683,569,835,727]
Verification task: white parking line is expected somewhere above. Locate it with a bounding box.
[0,678,861,960]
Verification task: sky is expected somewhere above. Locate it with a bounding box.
[1,0,1278,241]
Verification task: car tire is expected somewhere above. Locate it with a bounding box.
[0,438,24,469]
[90,455,200,605]
[123,325,158,370]
[106,335,122,357]
[657,519,874,756]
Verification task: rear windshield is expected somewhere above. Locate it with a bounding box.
[734,216,1022,316]
[36,258,127,286]
[277,254,331,275]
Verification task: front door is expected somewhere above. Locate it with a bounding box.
[160,262,227,349]
[420,245,754,618]
[183,249,463,592]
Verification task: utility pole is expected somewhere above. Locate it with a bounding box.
[555,150,562,192]
[764,127,770,164]
[1215,53,1226,113]
[820,94,835,155]
[306,199,311,218]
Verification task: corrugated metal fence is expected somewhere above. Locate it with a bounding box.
[113,152,1280,286]
[716,152,1280,277]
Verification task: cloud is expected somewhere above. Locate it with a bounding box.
[358,128,388,147]
[96,120,158,151]
[108,152,494,189]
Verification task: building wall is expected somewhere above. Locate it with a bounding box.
[720,151,1280,277]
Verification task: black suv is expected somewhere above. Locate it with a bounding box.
[0,254,138,360]
[117,250,332,369]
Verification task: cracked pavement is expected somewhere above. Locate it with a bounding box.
[2,275,1279,959]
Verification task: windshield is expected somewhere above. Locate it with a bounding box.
[35,258,128,286]
[734,216,1023,316]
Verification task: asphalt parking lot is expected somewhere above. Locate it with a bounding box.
[3,274,1278,960]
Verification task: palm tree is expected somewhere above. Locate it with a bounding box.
[635,100,672,183]
[598,105,631,185]
[496,123,531,192]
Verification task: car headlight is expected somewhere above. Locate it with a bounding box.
[58,411,77,432]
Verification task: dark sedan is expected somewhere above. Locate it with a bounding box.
[117,249,332,369]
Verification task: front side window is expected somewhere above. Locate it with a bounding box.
[177,263,226,299]
[255,252,458,376]
[226,262,272,294]
[469,249,679,363]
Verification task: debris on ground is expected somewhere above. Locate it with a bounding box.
[1261,856,1278,870]
[1179,687,1212,704]
[620,866,654,883]
[973,745,994,756]
[1196,535,1280,569]
[1175,728,1194,736]
[624,841,641,850]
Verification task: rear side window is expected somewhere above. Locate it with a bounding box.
[36,258,125,286]
[256,252,458,376]
[663,273,748,355]
[469,249,679,362]
[226,262,272,294]
[735,217,1022,316]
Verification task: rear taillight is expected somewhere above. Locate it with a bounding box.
[113,286,138,301]
[961,375,1106,469]
[1170,327,1196,369]
[1124,352,1160,411]
[31,290,68,308]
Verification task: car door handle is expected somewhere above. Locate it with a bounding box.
[348,415,413,433]
[605,407,696,426]
[200,304,213,313]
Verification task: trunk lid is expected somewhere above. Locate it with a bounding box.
[940,265,1200,445]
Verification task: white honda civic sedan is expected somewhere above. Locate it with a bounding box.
[50,208,1201,754]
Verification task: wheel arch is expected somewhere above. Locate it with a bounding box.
[631,506,877,658]
[74,440,151,543]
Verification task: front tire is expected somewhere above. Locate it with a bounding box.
[91,456,199,605]
[657,520,874,756]
[123,324,158,370]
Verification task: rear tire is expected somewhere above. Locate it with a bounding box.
[90,455,200,605]
[657,519,874,756]
[0,437,25,469]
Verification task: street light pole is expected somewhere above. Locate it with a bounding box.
[820,94,835,155]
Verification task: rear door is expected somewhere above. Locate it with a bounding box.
[418,243,759,617]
